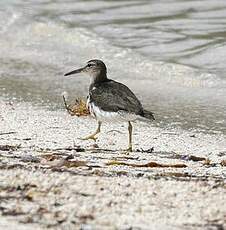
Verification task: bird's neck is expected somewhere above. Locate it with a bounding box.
[90,70,108,84]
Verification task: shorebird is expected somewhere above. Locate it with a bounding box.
[64,59,154,152]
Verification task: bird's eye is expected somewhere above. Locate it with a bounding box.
[87,63,93,67]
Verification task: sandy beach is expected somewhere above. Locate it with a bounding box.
[0,99,226,230]
[1,1,226,229]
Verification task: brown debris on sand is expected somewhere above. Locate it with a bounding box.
[0,100,226,229]
[106,160,187,168]
[62,95,90,117]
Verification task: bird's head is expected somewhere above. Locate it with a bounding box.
[64,59,107,83]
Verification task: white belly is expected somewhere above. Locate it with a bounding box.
[88,102,138,123]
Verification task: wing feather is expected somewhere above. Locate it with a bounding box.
[89,80,143,115]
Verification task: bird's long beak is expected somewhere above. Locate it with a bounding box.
[64,67,86,76]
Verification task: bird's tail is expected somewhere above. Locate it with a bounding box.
[137,109,155,122]
[143,109,155,120]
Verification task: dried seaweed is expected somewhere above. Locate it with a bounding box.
[78,214,95,223]
[63,95,90,117]
[218,151,226,157]
[136,147,154,153]
[2,208,26,216]
[202,159,219,167]
[181,155,206,162]
[0,132,17,136]
[0,163,25,170]
[113,156,139,161]
[0,144,20,151]
[40,155,88,168]
[162,152,207,162]
[157,172,190,178]
[220,160,226,166]
[52,146,85,152]
[203,158,211,165]
[106,161,187,168]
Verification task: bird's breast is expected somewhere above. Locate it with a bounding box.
[87,100,138,123]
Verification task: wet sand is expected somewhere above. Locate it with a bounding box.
[0,100,226,230]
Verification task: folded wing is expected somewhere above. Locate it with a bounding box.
[89,80,144,115]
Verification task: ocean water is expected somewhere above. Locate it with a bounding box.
[0,0,225,134]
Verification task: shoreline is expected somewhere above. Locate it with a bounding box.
[0,100,226,229]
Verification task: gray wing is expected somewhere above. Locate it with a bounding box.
[89,80,144,115]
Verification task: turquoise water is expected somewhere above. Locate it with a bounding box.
[0,0,225,134]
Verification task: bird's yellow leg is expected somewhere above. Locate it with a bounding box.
[80,121,101,142]
[125,121,133,152]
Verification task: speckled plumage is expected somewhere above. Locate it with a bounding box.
[89,79,142,113]
[64,59,154,151]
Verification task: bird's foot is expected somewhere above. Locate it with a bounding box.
[78,134,98,142]
[122,146,132,155]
